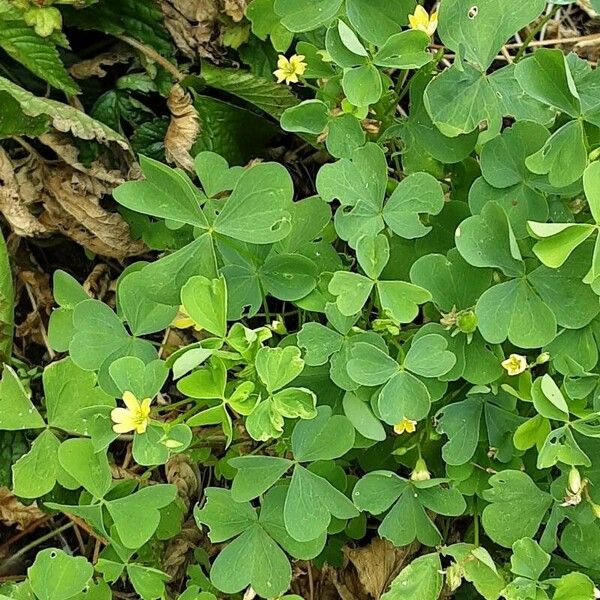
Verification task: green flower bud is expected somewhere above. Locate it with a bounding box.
[457,310,478,334]
[410,458,431,481]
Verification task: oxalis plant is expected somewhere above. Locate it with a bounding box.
[4,0,600,599]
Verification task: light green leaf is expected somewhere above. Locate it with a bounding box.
[383,172,444,239]
[373,30,432,69]
[230,456,293,501]
[114,156,207,227]
[12,429,60,498]
[255,346,304,393]
[284,465,359,541]
[404,334,456,378]
[57,438,111,499]
[438,0,545,70]
[342,64,382,107]
[181,275,228,338]
[291,405,355,462]
[0,365,45,430]
[274,0,342,32]
[481,470,553,547]
[378,371,431,423]
[28,549,93,600]
[213,163,292,243]
[380,553,443,600]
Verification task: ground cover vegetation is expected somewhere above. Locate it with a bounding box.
[2,0,600,598]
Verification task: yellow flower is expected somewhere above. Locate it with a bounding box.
[274,54,307,85]
[408,5,438,37]
[111,391,152,434]
[171,306,196,330]
[501,353,528,376]
[394,417,417,435]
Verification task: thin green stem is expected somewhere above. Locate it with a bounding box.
[514,5,560,62]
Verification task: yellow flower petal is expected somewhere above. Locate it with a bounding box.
[501,354,528,376]
[394,417,417,434]
[112,420,136,434]
[277,54,289,69]
[122,391,140,412]
[110,407,131,423]
[140,398,152,418]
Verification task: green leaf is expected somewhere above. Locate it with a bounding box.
[0,76,127,148]
[510,537,550,581]
[284,465,359,541]
[108,357,167,400]
[481,470,553,547]
[181,275,227,338]
[329,271,373,315]
[117,270,178,337]
[346,0,416,46]
[377,280,432,324]
[57,438,111,498]
[525,120,588,188]
[438,0,545,70]
[373,30,432,69]
[213,163,292,243]
[347,342,398,386]
[0,365,45,430]
[378,371,431,423]
[12,429,60,498]
[195,488,257,542]
[342,64,382,107]
[553,572,596,600]
[383,172,445,239]
[230,456,293,501]
[424,63,502,137]
[583,159,600,223]
[404,334,456,378]
[255,346,304,393]
[201,63,298,120]
[209,525,291,598]
[435,396,483,465]
[106,485,177,549]
[514,49,581,116]
[291,405,355,462]
[537,426,590,469]
[342,392,386,441]
[455,201,523,277]
[136,234,218,305]
[194,152,243,199]
[475,278,557,348]
[410,249,492,312]
[380,553,443,599]
[280,100,329,134]
[297,323,343,366]
[246,0,293,52]
[0,18,78,94]
[28,549,93,600]
[44,358,113,434]
[114,156,206,227]
[274,0,342,32]
[68,300,129,371]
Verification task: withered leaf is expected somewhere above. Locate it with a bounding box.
[165,83,200,172]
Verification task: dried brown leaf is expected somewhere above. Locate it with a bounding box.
[223,0,248,21]
[165,83,200,172]
[69,50,132,80]
[161,0,221,59]
[0,149,49,237]
[166,454,200,512]
[0,487,45,529]
[163,518,204,580]
[40,165,147,260]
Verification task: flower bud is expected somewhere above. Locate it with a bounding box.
[535,352,550,365]
[411,458,431,481]
[568,467,583,496]
[457,310,478,334]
